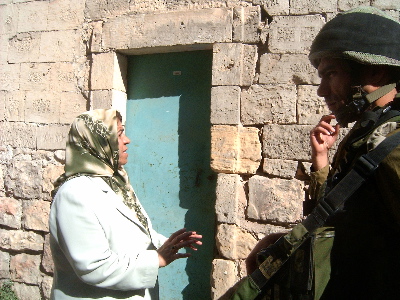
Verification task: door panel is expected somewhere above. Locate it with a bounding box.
[125,50,215,300]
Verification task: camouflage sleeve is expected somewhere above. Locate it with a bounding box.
[308,164,330,201]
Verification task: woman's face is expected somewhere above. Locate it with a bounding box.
[117,119,130,167]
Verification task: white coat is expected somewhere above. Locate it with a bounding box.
[49,176,168,300]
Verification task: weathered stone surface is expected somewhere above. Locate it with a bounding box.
[0,62,21,91]
[59,92,88,124]
[41,234,54,275]
[290,0,337,14]
[37,125,70,151]
[5,91,25,122]
[259,54,319,85]
[0,122,36,148]
[297,84,329,125]
[0,229,44,251]
[41,274,53,300]
[48,0,85,31]
[102,8,232,50]
[20,63,52,92]
[268,15,325,54]
[91,52,127,92]
[211,125,261,174]
[263,158,298,179]
[216,223,258,259]
[211,259,238,300]
[25,91,61,123]
[39,30,79,63]
[49,62,77,92]
[0,197,22,229]
[212,43,257,86]
[8,32,41,63]
[247,175,304,223]
[22,200,51,232]
[42,164,64,196]
[0,4,17,35]
[215,174,243,224]
[253,0,289,15]
[233,6,261,43]
[16,1,48,33]
[263,124,313,161]
[211,86,240,125]
[338,0,370,11]
[92,90,113,109]
[12,281,41,299]
[5,160,42,199]
[0,91,5,121]
[241,84,297,125]
[85,0,130,20]
[0,251,10,279]
[371,0,400,10]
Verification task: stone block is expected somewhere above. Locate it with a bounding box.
[211,259,238,300]
[338,0,370,11]
[0,34,8,65]
[41,274,53,300]
[212,43,257,86]
[0,4,17,35]
[241,84,297,125]
[0,229,44,251]
[0,251,10,279]
[247,175,304,223]
[290,0,337,14]
[211,86,240,125]
[42,164,64,195]
[4,91,25,122]
[0,63,20,91]
[92,90,113,109]
[371,0,400,10]
[48,0,85,31]
[263,158,298,179]
[263,124,313,161]
[0,122,36,148]
[20,63,51,91]
[8,32,41,63]
[91,52,127,92]
[12,282,41,300]
[16,1,48,32]
[215,174,242,224]
[0,92,5,121]
[211,125,261,174]
[39,30,78,63]
[85,0,130,20]
[297,84,329,125]
[41,234,54,275]
[253,0,289,15]
[25,91,60,123]
[37,124,70,151]
[10,253,41,284]
[259,54,320,85]
[233,6,261,43]
[102,8,232,50]
[5,160,42,199]
[216,223,258,260]
[0,197,22,229]
[59,92,88,124]
[49,62,77,92]
[268,15,325,54]
[22,200,50,232]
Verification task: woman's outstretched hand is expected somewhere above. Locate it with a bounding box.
[157,228,202,267]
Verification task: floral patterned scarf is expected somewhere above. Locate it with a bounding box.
[52,109,149,231]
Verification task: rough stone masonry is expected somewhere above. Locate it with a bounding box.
[0,0,399,299]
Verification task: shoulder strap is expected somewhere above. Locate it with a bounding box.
[249,130,400,294]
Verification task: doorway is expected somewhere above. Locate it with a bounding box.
[125,50,215,300]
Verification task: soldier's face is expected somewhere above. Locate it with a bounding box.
[317,57,353,116]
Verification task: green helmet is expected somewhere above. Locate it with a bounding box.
[309,6,400,69]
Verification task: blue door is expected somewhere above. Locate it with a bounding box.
[125,50,215,300]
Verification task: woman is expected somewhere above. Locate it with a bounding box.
[49,109,202,299]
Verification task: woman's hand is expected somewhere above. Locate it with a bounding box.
[310,114,340,171]
[157,228,202,267]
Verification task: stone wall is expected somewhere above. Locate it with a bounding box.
[0,0,399,299]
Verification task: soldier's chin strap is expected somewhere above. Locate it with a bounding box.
[335,82,398,128]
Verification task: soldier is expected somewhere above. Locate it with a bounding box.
[241,6,400,300]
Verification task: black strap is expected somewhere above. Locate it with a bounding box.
[250,130,400,291]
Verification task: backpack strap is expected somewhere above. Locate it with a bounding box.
[248,130,400,294]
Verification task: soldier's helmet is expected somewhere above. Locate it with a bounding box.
[309,6,400,69]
